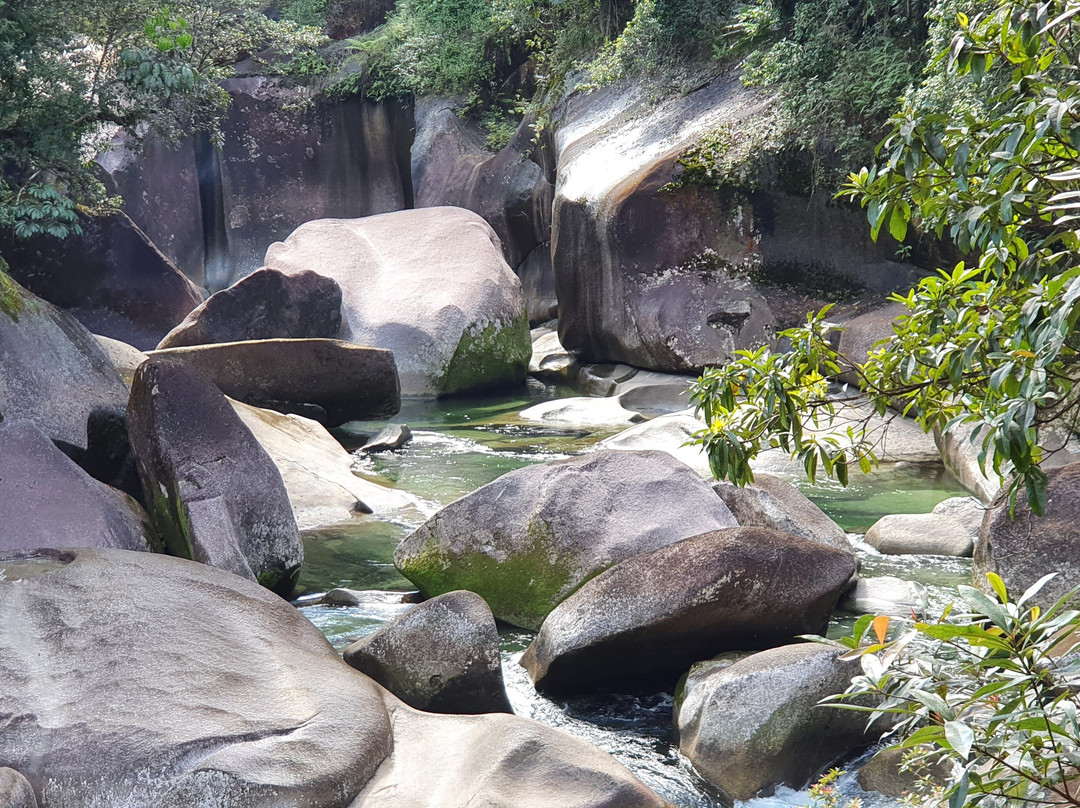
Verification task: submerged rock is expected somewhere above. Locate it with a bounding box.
[521,527,856,694]
[264,207,532,396]
[394,450,737,630]
[0,547,392,806]
[713,474,850,550]
[344,590,512,714]
[676,643,877,802]
[864,513,974,557]
[127,356,303,593]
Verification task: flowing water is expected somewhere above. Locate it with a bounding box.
[297,379,972,808]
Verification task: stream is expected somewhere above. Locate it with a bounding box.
[296,379,970,808]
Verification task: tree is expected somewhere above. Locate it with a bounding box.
[690,0,1080,514]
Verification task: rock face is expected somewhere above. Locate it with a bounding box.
[0,547,392,807]
[326,0,397,37]
[551,74,924,372]
[126,356,304,594]
[521,527,856,694]
[676,643,875,802]
[0,769,36,808]
[158,267,342,349]
[1,211,204,350]
[344,590,512,714]
[151,339,400,426]
[0,421,150,554]
[351,694,671,808]
[975,462,1080,607]
[0,277,129,450]
[864,513,974,557]
[264,208,532,396]
[713,474,850,550]
[395,450,737,630]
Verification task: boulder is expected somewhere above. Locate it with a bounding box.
[521,527,856,694]
[394,450,738,630]
[362,423,413,453]
[350,694,671,808]
[0,276,129,450]
[94,334,148,387]
[675,643,876,801]
[839,576,928,618]
[151,339,400,426]
[0,420,149,554]
[1,211,203,349]
[0,547,392,806]
[344,590,512,714]
[529,327,581,386]
[932,496,984,543]
[600,413,712,477]
[127,356,304,593]
[157,267,342,349]
[975,461,1080,608]
[856,747,952,797]
[80,406,143,502]
[264,207,532,396]
[713,473,850,550]
[835,302,906,385]
[864,513,974,557]
[0,769,36,808]
[230,399,422,531]
[322,588,422,607]
[519,396,644,429]
[616,378,693,417]
[518,245,559,325]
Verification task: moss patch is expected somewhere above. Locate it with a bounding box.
[258,565,302,597]
[436,313,531,396]
[149,479,196,562]
[0,264,25,322]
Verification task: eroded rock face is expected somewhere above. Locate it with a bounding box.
[394,450,737,630]
[0,421,151,554]
[676,644,876,802]
[344,590,512,714]
[158,267,342,349]
[126,355,303,593]
[0,547,392,807]
[264,208,531,396]
[0,277,128,450]
[350,694,672,808]
[521,527,856,694]
[2,211,203,350]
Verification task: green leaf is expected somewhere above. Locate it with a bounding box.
[945,720,975,759]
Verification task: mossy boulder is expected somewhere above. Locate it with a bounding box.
[393,450,738,630]
[263,207,530,396]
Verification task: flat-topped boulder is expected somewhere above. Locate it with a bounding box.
[151,339,400,426]
[521,527,856,694]
[263,207,531,396]
[394,450,737,630]
[127,355,303,594]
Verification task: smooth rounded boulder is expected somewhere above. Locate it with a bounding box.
[126,355,304,594]
[151,339,400,426]
[0,769,36,808]
[394,450,738,630]
[521,527,856,694]
[158,267,343,349]
[712,473,851,550]
[675,643,877,802]
[263,207,531,396]
[864,512,974,557]
[0,547,392,807]
[343,590,512,714]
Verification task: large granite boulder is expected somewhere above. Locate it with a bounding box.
[1,211,203,350]
[0,276,128,450]
[600,413,712,477]
[350,694,671,808]
[675,643,876,801]
[264,207,532,396]
[712,474,850,550]
[975,461,1080,607]
[344,590,512,714]
[551,73,924,372]
[394,450,737,630]
[158,267,342,349]
[865,512,974,557]
[151,339,400,426]
[0,547,392,806]
[521,527,856,694]
[0,769,36,808]
[126,355,304,594]
[0,421,150,554]
[834,302,906,385]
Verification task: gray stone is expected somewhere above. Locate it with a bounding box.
[94,334,147,388]
[839,576,928,618]
[151,339,400,426]
[0,278,128,450]
[835,302,906,385]
[0,768,36,808]
[676,643,878,801]
[322,588,422,607]
[0,547,392,806]
[600,413,712,477]
[857,747,952,797]
[713,473,850,550]
[264,208,531,396]
[362,424,412,453]
[158,267,342,349]
[616,379,694,417]
[522,527,856,694]
[528,328,581,386]
[394,450,737,630]
[519,396,644,429]
[127,356,304,594]
[865,513,974,557]
[344,590,512,714]
[932,496,985,542]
